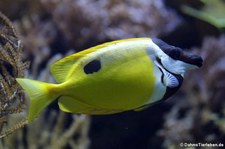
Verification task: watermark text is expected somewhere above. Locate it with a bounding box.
[180,142,224,148]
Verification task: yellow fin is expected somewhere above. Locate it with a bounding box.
[58,96,124,115]
[16,78,58,123]
[50,56,78,83]
[58,96,94,113]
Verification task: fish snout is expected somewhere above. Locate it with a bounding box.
[180,51,203,68]
[189,55,203,67]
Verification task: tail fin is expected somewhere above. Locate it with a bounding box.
[16,78,58,123]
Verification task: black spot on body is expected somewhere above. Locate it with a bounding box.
[84,59,101,74]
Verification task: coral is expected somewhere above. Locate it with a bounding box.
[159,35,225,148]
[0,11,91,148]
[15,17,57,78]
[41,0,181,48]
[0,12,28,138]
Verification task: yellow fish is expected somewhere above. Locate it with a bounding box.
[16,38,203,123]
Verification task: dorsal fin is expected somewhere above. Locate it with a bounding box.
[50,54,81,83]
[50,38,149,83]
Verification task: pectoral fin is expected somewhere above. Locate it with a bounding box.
[163,71,179,88]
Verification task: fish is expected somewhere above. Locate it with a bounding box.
[16,38,203,123]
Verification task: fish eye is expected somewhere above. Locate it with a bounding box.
[83,59,101,74]
[169,48,181,60]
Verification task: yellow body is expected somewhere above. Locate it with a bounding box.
[17,38,157,123]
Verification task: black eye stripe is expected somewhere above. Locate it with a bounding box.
[180,55,203,67]
[169,48,181,60]
[152,38,178,56]
[83,59,101,74]
[152,38,203,67]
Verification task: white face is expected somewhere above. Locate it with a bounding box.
[150,38,203,75]
[159,53,198,75]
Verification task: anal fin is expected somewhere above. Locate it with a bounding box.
[58,96,123,115]
[58,96,93,114]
